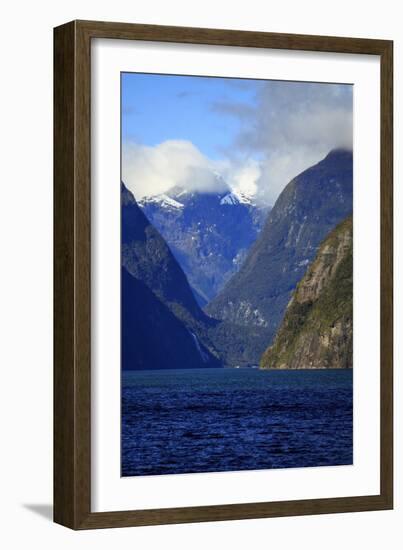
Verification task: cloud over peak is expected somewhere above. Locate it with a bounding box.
[122,140,228,199]
[122,80,352,205]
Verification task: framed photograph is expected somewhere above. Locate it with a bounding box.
[54,20,393,529]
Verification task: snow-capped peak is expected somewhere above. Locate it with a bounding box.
[220,192,240,206]
[234,190,254,205]
[139,194,184,210]
[220,190,254,206]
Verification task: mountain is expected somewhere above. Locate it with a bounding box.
[138,180,269,306]
[122,267,219,370]
[122,182,203,322]
[260,217,353,370]
[121,183,221,369]
[206,149,353,360]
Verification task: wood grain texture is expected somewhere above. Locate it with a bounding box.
[380,41,393,506]
[54,20,393,530]
[54,20,91,529]
[75,19,391,54]
[54,21,76,528]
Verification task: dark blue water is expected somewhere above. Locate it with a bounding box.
[122,368,352,477]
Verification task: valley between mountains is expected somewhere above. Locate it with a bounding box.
[122,149,353,370]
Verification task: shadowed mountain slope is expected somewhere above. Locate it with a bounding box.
[122,267,219,370]
[121,183,221,369]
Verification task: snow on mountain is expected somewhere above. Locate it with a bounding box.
[140,187,256,210]
[220,192,239,206]
[139,193,184,210]
[220,190,255,206]
[137,168,261,209]
[138,180,269,305]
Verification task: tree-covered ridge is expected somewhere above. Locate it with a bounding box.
[260,216,352,370]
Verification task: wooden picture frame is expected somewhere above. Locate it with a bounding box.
[54,20,393,529]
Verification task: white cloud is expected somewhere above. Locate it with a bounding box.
[214,81,353,204]
[218,157,261,198]
[122,140,260,202]
[122,81,353,206]
[122,140,225,199]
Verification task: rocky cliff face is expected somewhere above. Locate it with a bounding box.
[260,217,352,370]
[206,149,353,360]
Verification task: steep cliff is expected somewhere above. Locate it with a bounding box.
[260,217,352,370]
[122,181,266,367]
[121,183,221,369]
[122,182,203,322]
[206,149,353,360]
[122,267,220,370]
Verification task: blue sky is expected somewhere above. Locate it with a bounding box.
[122,73,260,160]
[121,73,352,204]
